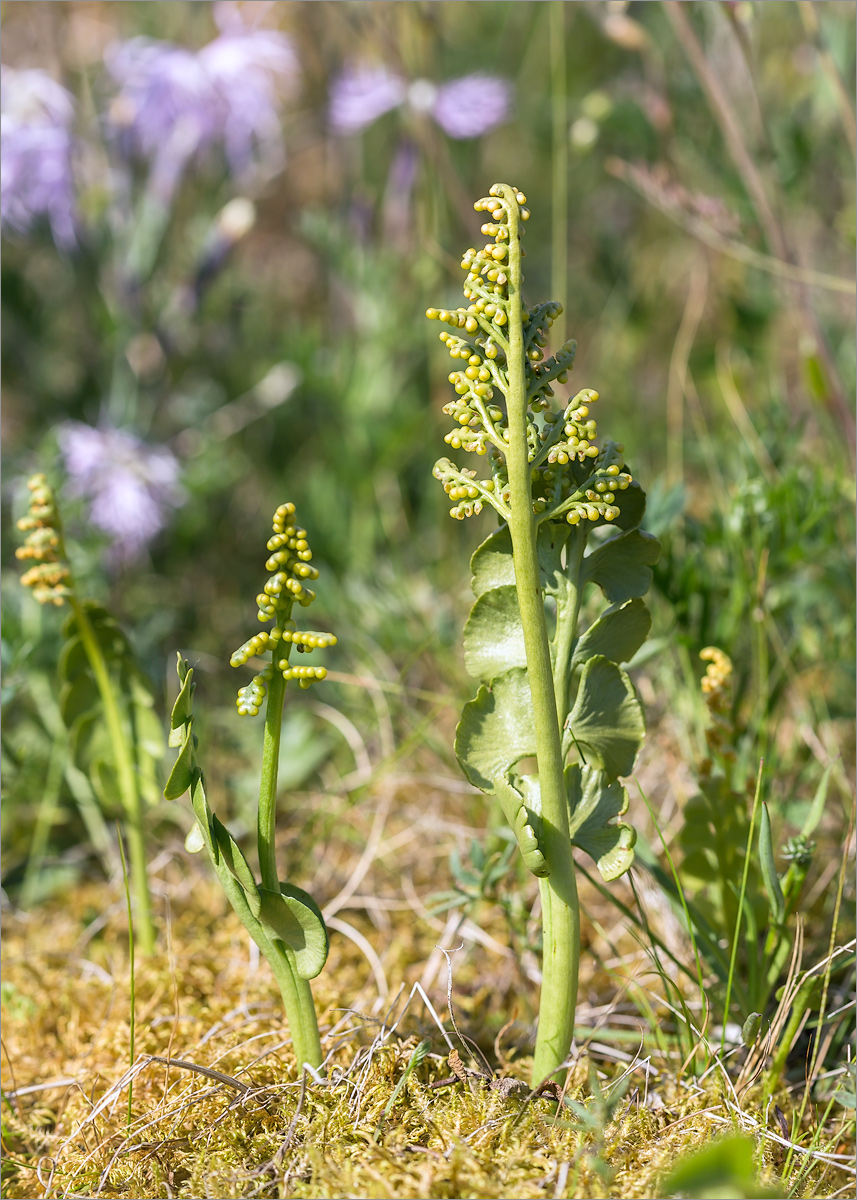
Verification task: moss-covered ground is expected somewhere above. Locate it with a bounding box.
[2,862,852,1200]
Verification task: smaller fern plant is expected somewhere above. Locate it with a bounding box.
[427,185,660,1084]
[15,474,162,954]
[165,503,336,1071]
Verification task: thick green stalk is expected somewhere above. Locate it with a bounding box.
[266,946,323,1070]
[498,185,580,1083]
[71,595,155,955]
[257,612,323,1070]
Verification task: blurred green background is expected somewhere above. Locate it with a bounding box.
[2,0,854,901]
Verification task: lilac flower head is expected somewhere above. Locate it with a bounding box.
[58,421,183,564]
[432,74,511,140]
[329,64,405,133]
[0,66,77,248]
[329,63,511,140]
[104,15,297,198]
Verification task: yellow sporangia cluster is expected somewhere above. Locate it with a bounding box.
[230,503,337,715]
[15,474,72,605]
[427,185,638,526]
[699,646,736,775]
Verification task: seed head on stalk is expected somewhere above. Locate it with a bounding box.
[229,502,337,715]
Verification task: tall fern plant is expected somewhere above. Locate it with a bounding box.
[427,184,660,1083]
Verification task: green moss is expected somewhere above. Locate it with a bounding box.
[1,881,852,1199]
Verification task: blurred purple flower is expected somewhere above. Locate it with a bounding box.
[329,64,511,139]
[329,64,405,133]
[104,14,297,200]
[58,422,184,564]
[0,66,77,248]
[432,75,510,139]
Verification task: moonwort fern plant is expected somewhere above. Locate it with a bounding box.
[427,184,660,1084]
[15,474,163,954]
[165,503,336,1071]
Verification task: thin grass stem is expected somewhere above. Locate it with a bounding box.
[721,758,765,1055]
[116,825,135,1132]
[70,595,155,955]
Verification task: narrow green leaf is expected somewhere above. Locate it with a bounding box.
[164,721,195,800]
[170,665,195,729]
[565,763,636,881]
[759,802,785,925]
[257,884,329,980]
[211,815,262,918]
[188,774,218,858]
[580,528,660,604]
[572,598,652,670]
[565,657,645,778]
[800,763,834,839]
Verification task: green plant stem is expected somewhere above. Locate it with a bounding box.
[116,825,136,1130]
[550,2,568,350]
[498,185,580,1084]
[70,595,155,956]
[257,611,323,1070]
[721,758,764,1053]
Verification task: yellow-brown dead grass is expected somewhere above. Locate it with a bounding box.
[2,857,852,1200]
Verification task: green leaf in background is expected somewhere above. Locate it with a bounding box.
[257,884,329,980]
[571,597,652,669]
[800,762,834,840]
[604,478,647,532]
[759,802,785,925]
[658,1134,782,1199]
[581,528,661,604]
[59,671,99,727]
[89,756,120,818]
[565,763,636,881]
[565,656,645,778]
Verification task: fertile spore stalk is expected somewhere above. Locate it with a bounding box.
[166,503,336,1071]
[428,185,659,1084]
